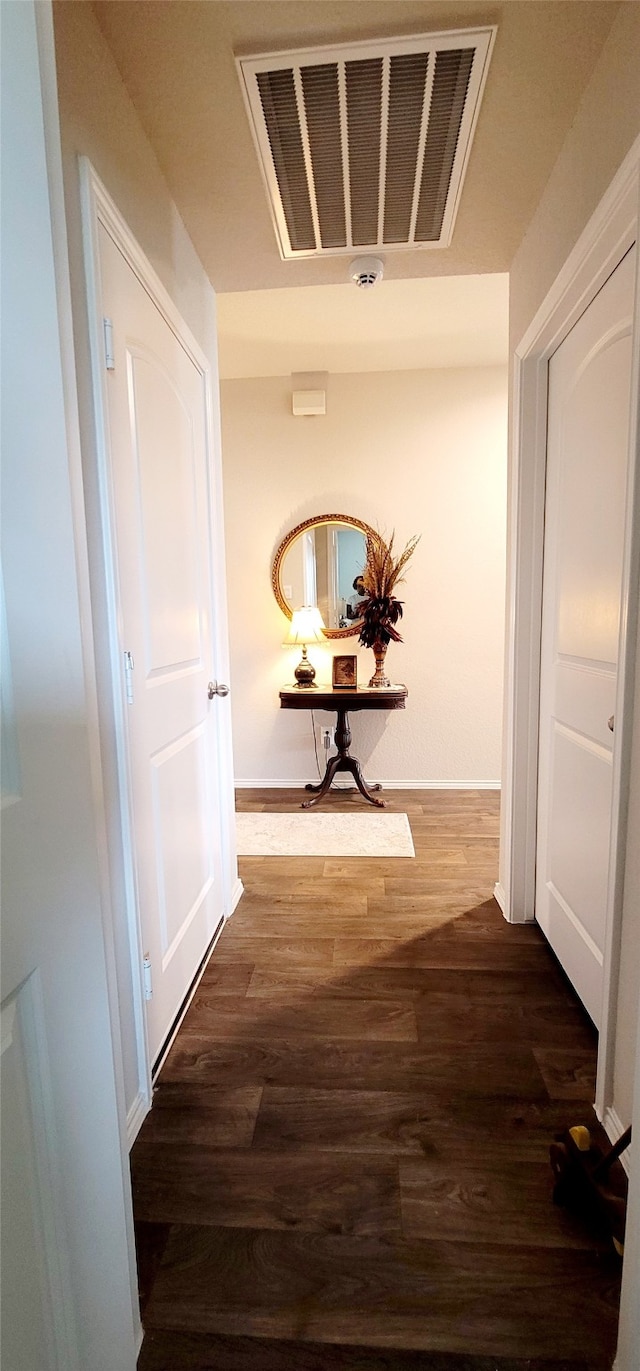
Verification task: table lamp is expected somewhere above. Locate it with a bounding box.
[283,606,326,687]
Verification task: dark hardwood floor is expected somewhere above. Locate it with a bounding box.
[134,789,621,1371]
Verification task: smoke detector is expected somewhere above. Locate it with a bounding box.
[349,256,384,289]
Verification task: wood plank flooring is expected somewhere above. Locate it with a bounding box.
[134,789,621,1371]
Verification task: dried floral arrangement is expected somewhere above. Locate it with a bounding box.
[356,531,420,686]
[357,531,420,645]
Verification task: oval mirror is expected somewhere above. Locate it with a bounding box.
[272,514,376,639]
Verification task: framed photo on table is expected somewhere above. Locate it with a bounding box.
[332,654,357,689]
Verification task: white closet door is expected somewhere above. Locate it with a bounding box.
[536,245,636,1025]
[99,223,225,1065]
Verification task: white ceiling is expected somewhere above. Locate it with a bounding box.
[217,272,509,378]
[89,3,614,375]
[92,1,619,293]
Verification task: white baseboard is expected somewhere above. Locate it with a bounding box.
[150,916,227,1082]
[493,881,507,914]
[128,901,240,1148]
[234,779,502,790]
[603,1106,632,1176]
[228,877,244,914]
[126,1089,149,1148]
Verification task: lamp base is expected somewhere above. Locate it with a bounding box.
[294,646,317,688]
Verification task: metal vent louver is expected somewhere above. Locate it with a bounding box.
[238,28,495,260]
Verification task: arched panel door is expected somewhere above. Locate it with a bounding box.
[536,245,636,1025]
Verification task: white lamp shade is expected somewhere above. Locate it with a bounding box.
[282,606,326,646]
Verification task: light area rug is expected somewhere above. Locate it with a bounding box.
[236,811,415,858]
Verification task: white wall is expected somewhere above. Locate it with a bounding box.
[54,1,219,361]
[53,0,236,1126]
[508,4,640,351]
[221,366,507,785]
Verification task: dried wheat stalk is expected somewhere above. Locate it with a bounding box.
[361,531,420,599]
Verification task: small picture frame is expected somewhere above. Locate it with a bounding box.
[332,654,357,689]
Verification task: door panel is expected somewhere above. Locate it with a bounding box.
[547,728,612,942]
[555,337,629,662]
[536,246,635,1026]
[99,225,224,1065]
[151,726,214,961]
[130,351,203,673]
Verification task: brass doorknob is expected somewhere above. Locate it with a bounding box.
[208,681,229,699]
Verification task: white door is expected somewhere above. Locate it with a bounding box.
[1,2,137,1365]
[303,528,317,606]
[536,246,636,1026]
[98,224,225,1065]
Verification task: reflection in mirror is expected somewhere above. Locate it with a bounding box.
[273,515,376,639]
[280,524,367,630]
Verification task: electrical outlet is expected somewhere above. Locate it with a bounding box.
[322,726,335,750]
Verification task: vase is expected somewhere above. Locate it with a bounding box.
[368,640,390,688]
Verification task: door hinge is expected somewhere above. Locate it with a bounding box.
[124,650,134,704]
[143,955,153,1001]
[103,317,115,370]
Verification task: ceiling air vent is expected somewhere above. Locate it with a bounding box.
[237,28,496,260]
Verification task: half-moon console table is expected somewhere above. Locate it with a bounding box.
[279,685,408,809]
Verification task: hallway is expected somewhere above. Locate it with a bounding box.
[133,790,621,1370]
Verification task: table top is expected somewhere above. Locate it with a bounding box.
[279,685,407,711]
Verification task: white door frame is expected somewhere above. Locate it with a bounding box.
[500,134,640,1097]
[79,160,241,1142]
[500,143,640,1371]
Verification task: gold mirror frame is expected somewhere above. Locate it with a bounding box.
[272,513,376,640]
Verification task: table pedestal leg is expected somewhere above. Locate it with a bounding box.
[303,706,385,808]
